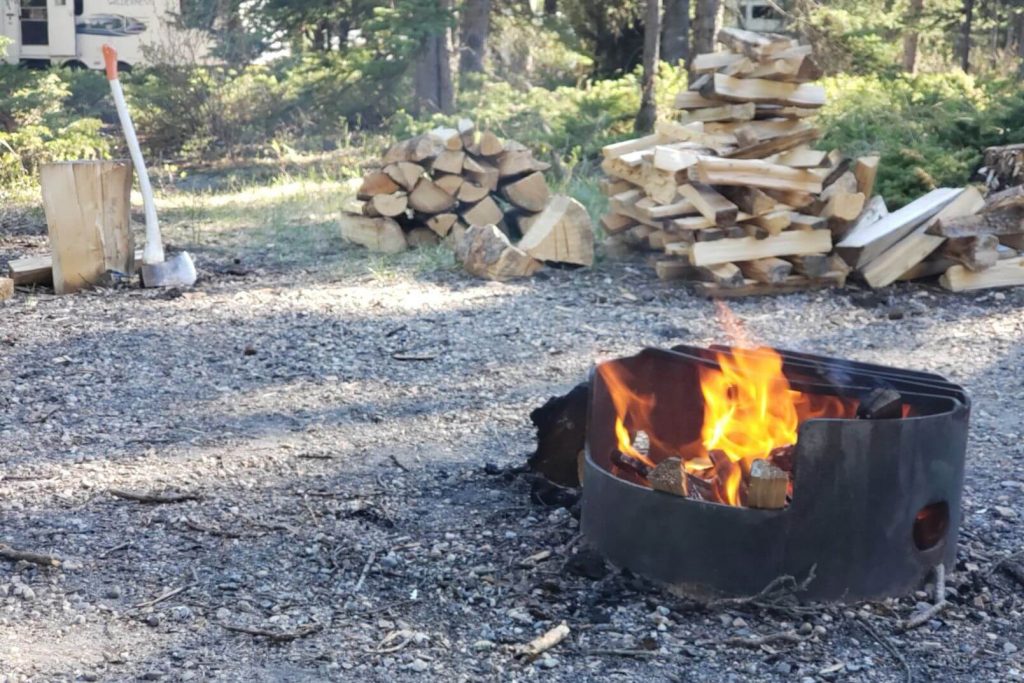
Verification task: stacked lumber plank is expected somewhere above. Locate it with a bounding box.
[600,28,870,297]
[341,118,594,275]
[843,185,1024,292]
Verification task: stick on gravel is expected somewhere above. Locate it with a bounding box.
[514,622,570,661]
[109,489,202,504]
[0,543,60,567]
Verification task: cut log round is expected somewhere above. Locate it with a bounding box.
[463,160,500,192]
[432,149,466,175]
[516,195,595,267]
[408,179,457,214]
[382,135,443,164]
[497,150,551,180]
[340,213,407,254]
[457,118,477,148]
[500,172,551,212]
[428,127,463,151]
[478,131,505,157]
[434,174,464,196]
[426,213,458,237]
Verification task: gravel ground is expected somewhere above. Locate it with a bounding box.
[1,233,1024,682]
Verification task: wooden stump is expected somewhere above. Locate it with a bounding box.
[40,160,134,295]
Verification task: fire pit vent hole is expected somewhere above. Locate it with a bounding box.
[913,502,950,551]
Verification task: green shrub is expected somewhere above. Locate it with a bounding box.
[818,71,1018,207]
[0,67,110,190]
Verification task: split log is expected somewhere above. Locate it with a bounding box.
[981,143,1024,190]
[690,230,832,267]
[7,255,52,286]
[854,156,880,197]
[498,150,551,179]
[0,277,12,301]
[384,162,424,191]
[674,91,726,109]
[940,256,1024,291]
[611,449,653,478]
[719,186,777,216]
[857,388,903,420]
[431,149,466,175]
[426,213,458,237]
[603,134,665,159]
[517,195,595,267]
[678,102,756,124]
[382,135,443,164]
[699,263,745,288]
[462,195,505,228]
[693,157,823,194]
[408,179,457,214]
[463,160,500,191]
[930,206,1024,238]
[40,160,134,295]
[648,458,712,500]
[739,257,792,284]
[727,127,822,160]
[716,27,798,59]
[428,127,463,151]
[982,185,1024,213]
[837,188,961,268]
[600,178,636,197]
[679,183,739,225]
[690,51,744,74]
[340,214,407,254]
[458,181,490,204]
[501,172,550,212]
[654,121,736,154]
[771,147,828,169]
[788,254,830,278]
[601,213,636,235]
[434,173,464,196]
[455,224,543,281]
[747,460,788,509]
[367,192,408,218]
[478,131,504,157]
[702,73,826,108]
[747,210,792,235]
[941,235,1000,272]
[788,214,827,231]
[457,118,476,148]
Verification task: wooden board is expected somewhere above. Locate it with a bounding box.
[689,230,832,267]
[836,187,961,268]
[693,157,823,194]
[679,183,738,225]
[7,254,54,285]
[861,187,984,288]
[702,73,826,108]
[940,257,1024,291]
[40,160,134,295]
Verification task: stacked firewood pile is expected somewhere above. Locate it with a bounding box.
[340,119,594,279]
[980,144,1024,192]
[601,28,1024,295]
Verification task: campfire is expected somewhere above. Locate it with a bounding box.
[572,340,969,601]
[599,342,863,509]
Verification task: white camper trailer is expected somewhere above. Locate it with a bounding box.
[1,0,192,69]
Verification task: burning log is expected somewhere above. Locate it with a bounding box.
[857,387,903,420]
[747,459,789,509]
[768,444,795,474]
[610,449,652,479]
[648,457,715,501]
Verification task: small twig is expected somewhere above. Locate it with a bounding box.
[856,616,913,683]
[384,324,407,338]
[0,543,60,567]
[585,648,659,658]
[391,350,437,361]
[353,551,377,595]
[724,630,810,648]
[369,630,414,654]
[706,564,818,614]
[514,622,570,661]
[98,542,132,559]
[109,489,201,504]
[389,454,410,472]
[133,584,193,609]
[219,621,322,643]
[901,564,947,631]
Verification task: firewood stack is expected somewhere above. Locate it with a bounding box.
[340,118,594,279]
[600,28,872,297]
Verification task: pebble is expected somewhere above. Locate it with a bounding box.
[104,586,122,599]
[472,640,494,651]
[146,614,160,628]
[774,662,792,675]
[538,656,558,669]
[408,659,429,673]
[1006,642,1020,654]
[732,617,747,629]
[381,553,400,569]
[215,607,232,622]
[995,506,1017,520]
[170,606,193,622]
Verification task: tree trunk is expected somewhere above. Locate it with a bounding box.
[901,0,923,73]
[459,0,491,74]
[692,0,720,62]
[414,0,456,115]
[635,0,661,133]
[1017,10,1024,79]
[661,0,690,65]
[544,0,557,16]
[960,0,974,72]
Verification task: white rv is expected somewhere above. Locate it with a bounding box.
[1,0,197,69]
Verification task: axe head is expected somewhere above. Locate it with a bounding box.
[141,251,197,289]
